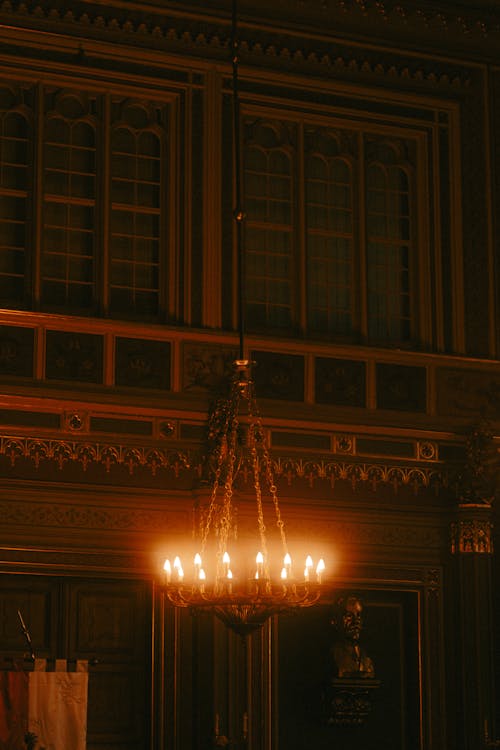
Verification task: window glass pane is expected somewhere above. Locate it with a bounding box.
[366,138,413,343]
[42,91,96,311]
[243,119,294,331]
[110,102,163,320]
[306,133,354,337]
[0,86,30,307]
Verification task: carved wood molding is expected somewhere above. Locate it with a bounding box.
[0,497,189,533]
[0,0,475,88]
[0,434,453,500]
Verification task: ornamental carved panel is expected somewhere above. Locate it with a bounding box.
[0,325,34,378]
[436,367,500,418]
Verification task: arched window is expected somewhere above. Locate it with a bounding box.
[244,120,294,330]
[0,86,30,307]
[305,130,354,336]
[110,101,162,319]
[243,116,417,346]
[42,92,96,311]
[365,139,412,342]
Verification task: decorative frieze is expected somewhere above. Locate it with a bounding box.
[0,434,448,492]
[0,0,478,88]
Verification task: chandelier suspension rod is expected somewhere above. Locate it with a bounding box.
[231,0,246,362]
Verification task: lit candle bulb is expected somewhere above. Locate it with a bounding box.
[316,558,325,583]
[227,568,233,593]
[199,567,206,592]
[163,559,172,583]
[223,551,230,575]
[284,552,292,576]
[173,556,184,580]
[304,555,313,581]
[194,552,202,572]
[256,551,264,579]
[281,567,287,581]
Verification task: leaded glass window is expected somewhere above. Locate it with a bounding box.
[0,86,30,306]
[42,91,96,311]
[243,115,416,345]
[0,81,171,321]
[110,101,162,319]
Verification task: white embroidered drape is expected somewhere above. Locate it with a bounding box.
[28,659,88,750]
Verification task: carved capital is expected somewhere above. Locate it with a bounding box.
[451,504,494,555]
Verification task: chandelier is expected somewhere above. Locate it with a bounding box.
[160,0,326,636]
[162,358,326,636]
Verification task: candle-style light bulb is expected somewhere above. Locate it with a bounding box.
[177,566,184,581]
[223,551,230,576]
[304,554,313,581]
[194,552,202,569]
[281,567,287,580]
[198,567,206,592]
[316,558,325,583]
[284,552,292,570]
[173,556,181,570]
[163,559,172,583]
[256,551,264,579]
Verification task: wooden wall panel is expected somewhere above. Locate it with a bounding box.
[274,590,421,750]
[0,575,151,750]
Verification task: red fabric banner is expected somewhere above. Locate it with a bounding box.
[0,671,29,750]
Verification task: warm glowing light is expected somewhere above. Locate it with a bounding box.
[194,553,202,568]
[163,559,172,582]
[281,567,287,580]
[227,569,233,580]
[316,558,325,583]
[173,556,181,570]
[223,551,230,565]
[199,568,206,581]
[256,552,264,564]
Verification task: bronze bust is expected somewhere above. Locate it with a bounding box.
[330,595,375,679]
